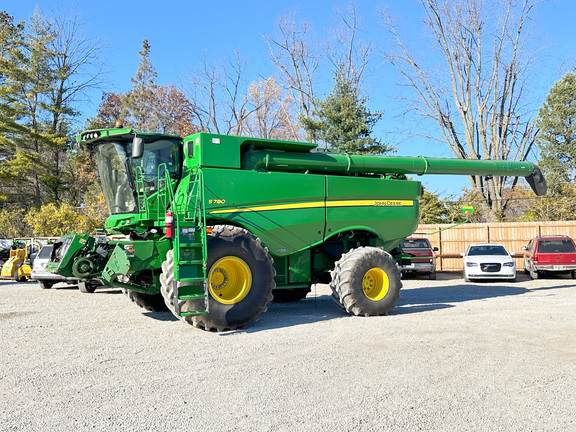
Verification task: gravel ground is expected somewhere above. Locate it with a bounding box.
[1,273,575,432]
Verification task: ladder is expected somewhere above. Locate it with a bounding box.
[134,166,149,215]
[172,169,209,316]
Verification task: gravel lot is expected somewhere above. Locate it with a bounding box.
[1,273,575,431]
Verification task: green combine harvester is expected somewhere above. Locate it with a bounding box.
[47,125,546,331]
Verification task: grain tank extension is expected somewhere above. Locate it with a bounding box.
[48,127,546,331]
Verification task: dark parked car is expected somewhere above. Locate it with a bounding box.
[523,235,576,279]
[400,237,438,279]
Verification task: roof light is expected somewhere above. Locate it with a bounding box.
[82,131,100,141]
[115,121,124,128]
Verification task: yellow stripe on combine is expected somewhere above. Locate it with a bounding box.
[327,200,414,208]
[209,201,325,214]
[209,199,414,215]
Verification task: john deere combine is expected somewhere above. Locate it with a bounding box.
[47,126,546,331]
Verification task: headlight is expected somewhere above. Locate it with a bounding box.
[465,261,478,267]
[503,262,515,267]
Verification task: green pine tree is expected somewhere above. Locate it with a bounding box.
[0,11,26,187]
[300,71,392,155]
[536,72,576,193]
[123,38,159,132]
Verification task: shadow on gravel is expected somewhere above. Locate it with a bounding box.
[393,284,527,314]
[239,294,344,333]
[50,284,82,291]
[142,311,179,321]
[91,288,123,295]
[50,285,124,294]
[394,273,576,315]
[0,280,25,286]
[228,273,576,332]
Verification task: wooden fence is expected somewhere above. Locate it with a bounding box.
[415,220,576,272]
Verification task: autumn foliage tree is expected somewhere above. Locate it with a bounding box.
[245,76,300,140]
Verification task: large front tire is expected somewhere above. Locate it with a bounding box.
[330,247,401,316]
[161,225,276,331]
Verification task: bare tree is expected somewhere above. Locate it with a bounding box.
[265,11,319,119]
[48,9,107,201]
[267,5,375,144]
[183,52,255,135]
[49,8,107,134]
[327,1,373,88]
[382,0,542,220]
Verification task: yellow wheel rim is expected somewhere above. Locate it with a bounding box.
[362,267,389,301]
[208,256,252,304]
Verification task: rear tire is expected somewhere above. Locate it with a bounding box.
[429,272,437,280]
[523,260,529,275]
[122,288,168,312]
[15,264,26,282]
[529,267,539,280]
[330,247,401,316]
[38,280,54,289]
[78,281,98,293]
[161,225,276,331]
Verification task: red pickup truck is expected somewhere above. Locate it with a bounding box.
[522,235,576,279]
[400,237,438,280]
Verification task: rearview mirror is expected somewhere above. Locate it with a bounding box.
[132,136,144,159]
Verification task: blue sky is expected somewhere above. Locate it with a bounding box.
[5,0,576,196]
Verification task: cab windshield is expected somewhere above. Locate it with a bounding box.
[94,139,181,215]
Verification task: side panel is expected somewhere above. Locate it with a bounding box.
[325,177,422,251]
[202,169,326,256]
[273,250,312,286]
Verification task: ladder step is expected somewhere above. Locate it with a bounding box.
[179,260,203,266]
[180,310,207,316]
[179,293,207,300]
[178,277,205,283]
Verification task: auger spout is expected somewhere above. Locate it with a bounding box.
[243,150,547,196]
